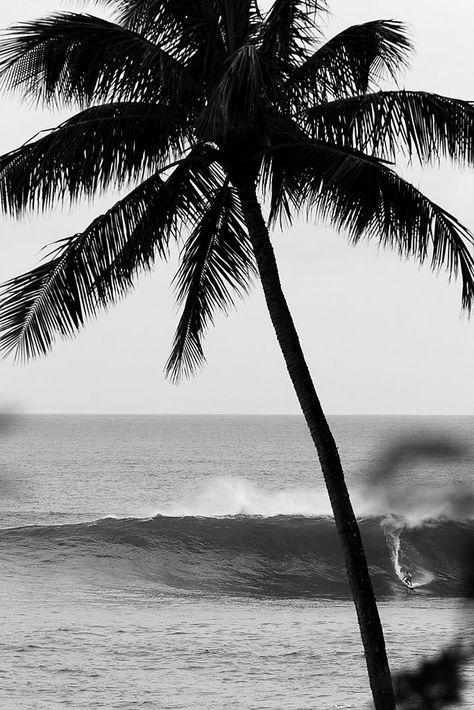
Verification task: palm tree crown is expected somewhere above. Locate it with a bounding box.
[0,0,473,376]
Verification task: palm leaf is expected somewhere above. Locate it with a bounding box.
[216,0,257,55]
[305,90,474,165]
[263,140,474,310]
[86,0,182,34]
[166,180,256,382]
[200,42,282,142]
[0,12,196,107]
[93,0,224,49]
[0,152,220,360]
[0,102,190,215]
[97,0,231,80]
[259,0,327,65]
[287,20,412,102]
[262,111,310,225]
[108,0,262,56]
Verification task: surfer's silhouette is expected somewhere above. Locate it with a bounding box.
[402,570,413,588]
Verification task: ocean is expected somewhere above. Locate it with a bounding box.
[0,414,473,709]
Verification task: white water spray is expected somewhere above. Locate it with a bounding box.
[382,519,434,588]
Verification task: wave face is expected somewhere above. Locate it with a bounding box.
[1,515,472,598]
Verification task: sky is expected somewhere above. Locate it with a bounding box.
[0,0,473,415]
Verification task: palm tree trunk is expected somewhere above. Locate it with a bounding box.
[235,176,396,710]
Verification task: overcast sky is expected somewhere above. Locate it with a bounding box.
[0,0,473,415]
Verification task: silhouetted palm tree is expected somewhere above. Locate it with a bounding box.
[1,2,474,708]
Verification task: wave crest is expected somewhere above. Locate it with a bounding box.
[1,513,472,599]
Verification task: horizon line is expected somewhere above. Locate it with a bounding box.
[2,412,474,417]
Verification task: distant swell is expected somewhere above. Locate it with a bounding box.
[1,515,472,598]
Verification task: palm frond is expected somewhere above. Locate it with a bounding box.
[109,0,262,57]
[287,20,412,102]
[0,12,196,108]
[166,180,256,382]
[263,140,474,310]
[199,43,279,142]
[0,152,220,361]
[305,91,474,165]
[262,111,311,225]
[85,0,178,32]
[92,0,224,51]
[97,0,230,80]
[259,0,327,65]
[0,102,191,215]
[216,0,255,55]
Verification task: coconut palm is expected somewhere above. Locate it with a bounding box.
[1,1,474,708]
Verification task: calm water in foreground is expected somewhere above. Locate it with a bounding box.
[0,415,473,709]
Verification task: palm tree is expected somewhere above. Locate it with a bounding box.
[1,1,474,707]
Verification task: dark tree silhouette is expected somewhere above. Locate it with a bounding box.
[1,2,474,708]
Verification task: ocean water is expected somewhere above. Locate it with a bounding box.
[0,414,473,709]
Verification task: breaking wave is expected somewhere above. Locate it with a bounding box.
[1,513,472,599]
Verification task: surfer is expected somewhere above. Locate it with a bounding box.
[402,570,413,588]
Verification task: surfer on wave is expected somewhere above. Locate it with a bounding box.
[402,570,413,588]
